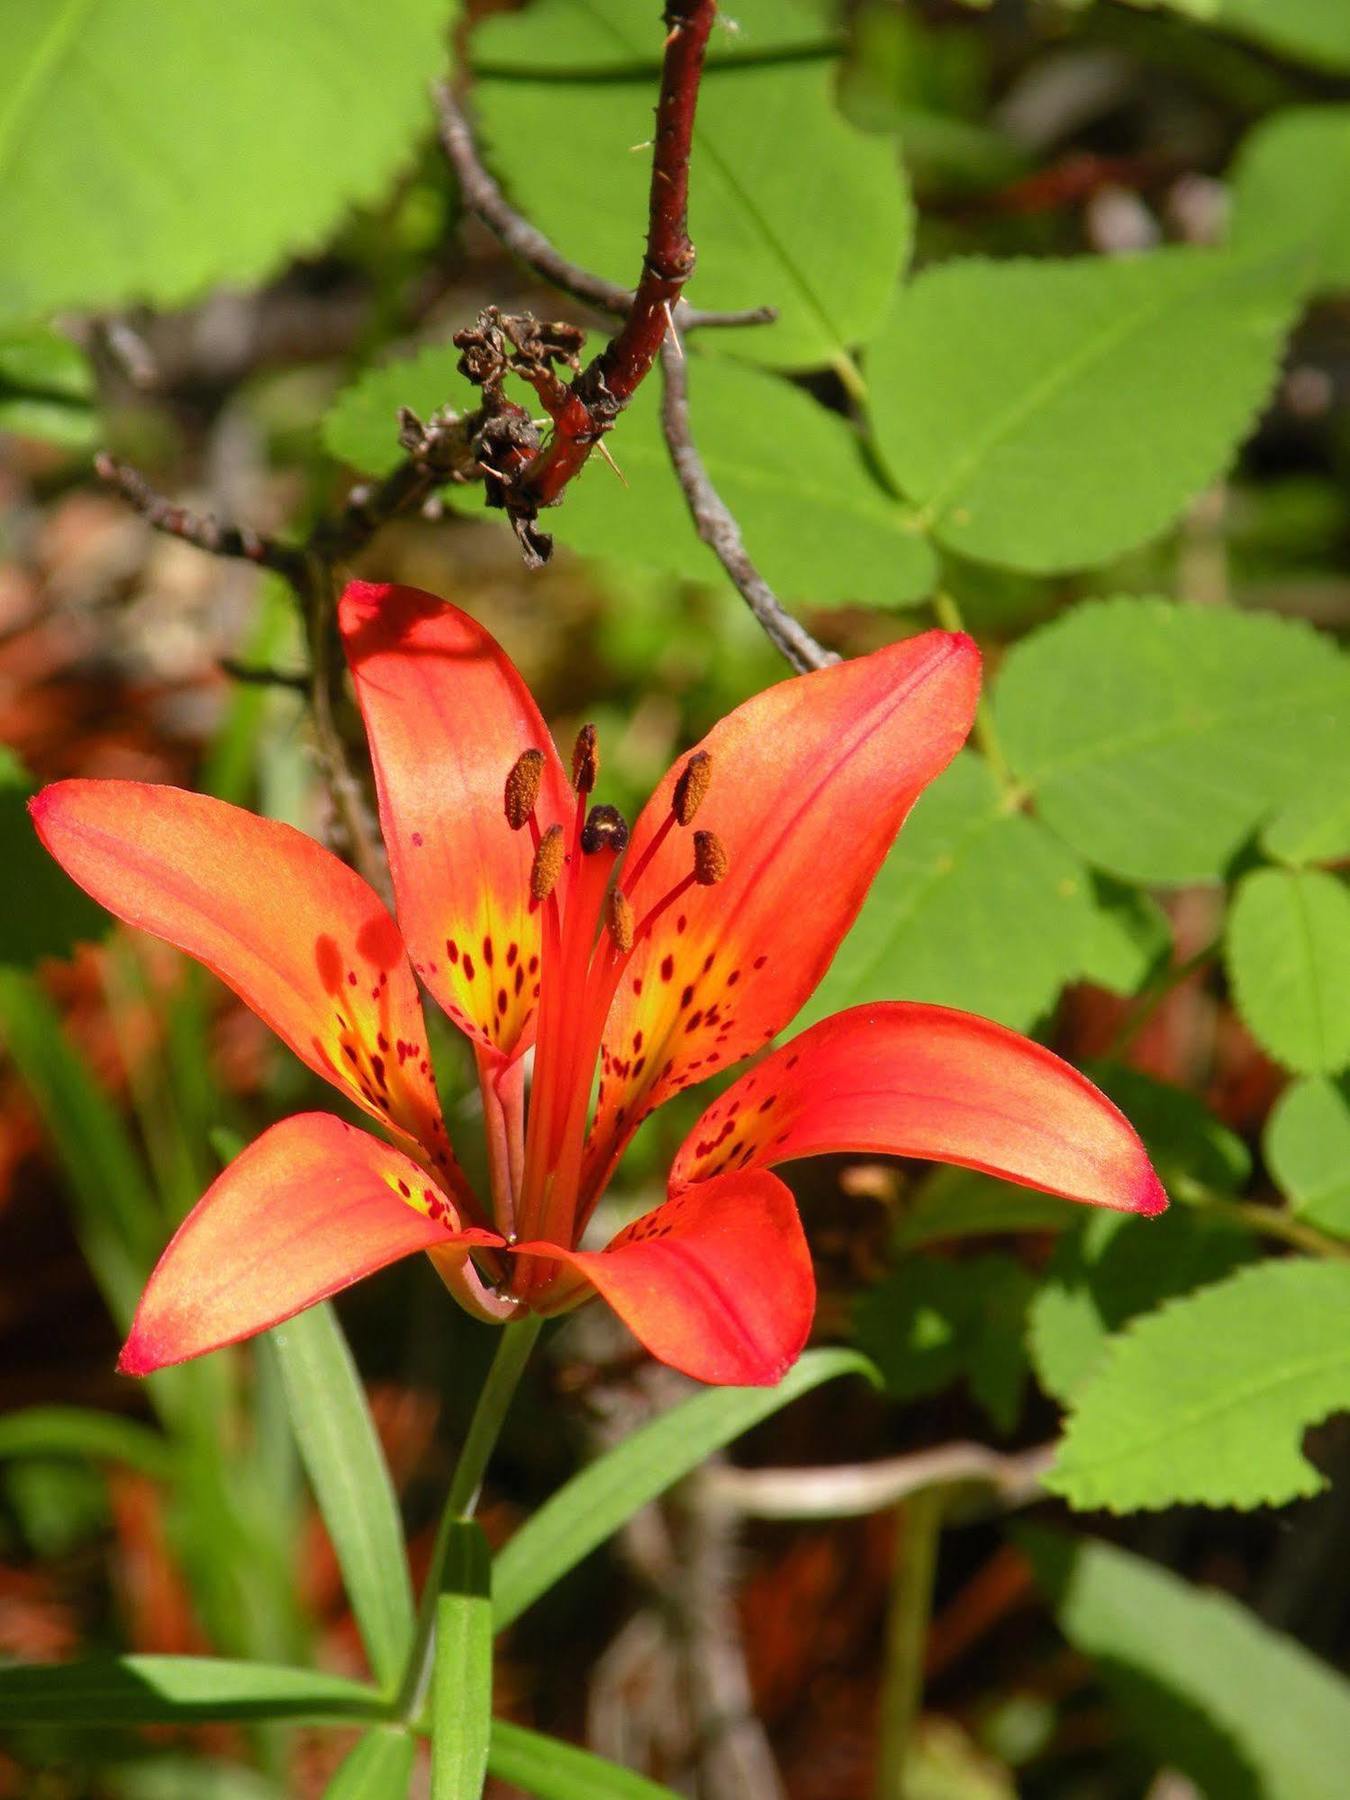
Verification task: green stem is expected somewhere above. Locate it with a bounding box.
[930,592,1019,801]
[1177,1178,1350,1264]
[874,1487,944,1800]
[398,1314,543,1720]
[1105,936,1221,1059]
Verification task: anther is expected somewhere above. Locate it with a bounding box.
[693,829,728,886]
[571,723,599,794]
[673,751,711,826]
[504,749,545,829]
[607,888,635,953]
[581,803,629,856]
[531,823,565,899]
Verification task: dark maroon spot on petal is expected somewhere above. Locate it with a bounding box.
[496,988,508,1015]
[632,976,643,995]
[315,935,343,994]
[676,913,687,934]
[463,953,475,980]
[397,1179,411,1197]
[632,1031,643,1052]
[685,1010,704,1033]
[753,954,768,970]
[447,938,459,963]
[411,831,424,847]
[680,984,695,1009]
[660,956,674,983]
[483,936,494,967]
[727,969,740,986]
[347,970,358,987]
[514,966,525,995]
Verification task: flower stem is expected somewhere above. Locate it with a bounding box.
[931,592,1019,802]
[398,1313,543,1720]
[874,1487,944,1800]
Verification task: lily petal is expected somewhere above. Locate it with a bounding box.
[515,1171,814,1386]
[31,781,462,1186]
[119,1114,501,1375]
[670,1003,1168,1216]
[339,582,572,1058]
[587,632,980,1185]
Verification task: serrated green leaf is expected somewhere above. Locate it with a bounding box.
[1264,1075,1350,1236]
[798,752,1094,1034]
[1125,0,1350,73]
[855,1253,1034,1433]
[1231,107,1350,294]
[0,1656,387,1725]
[0,748,109,967]
[0,324,95,447]
[473,4,909,368]
[1260,767,1350,868]
[473,0,831,69]
[324,1729,416,1800]
[487,1719,680,1800]
[994,598,1350,885]
[892,1167,1081,1250]
[323,341,475,477]
[868,247,1299,571]
[492,1348,876,1630]
[1076,875,1172,997]
[1047,1260,1350,1510]
[0,0,457,320]
[1023,1530,1350,1800]
[1028,1204,1255,1406]
[432,1522,491,1800]
[269,1303,415,1694]
[1226,868,1350,1074]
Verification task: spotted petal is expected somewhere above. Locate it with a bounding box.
[119,1114,499,1375]
[340,582,572,1059]
[31,781,462,1189]
[671,1003,1168,1216]
[585,632,980,1192]
[516,1171,814,1386]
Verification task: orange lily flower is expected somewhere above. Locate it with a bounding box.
[32,583,1165,1387]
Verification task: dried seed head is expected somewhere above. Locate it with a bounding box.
[693,829,729,886]
[672,751,712,826]
[530,823,565,900]
[581,803,629,856]
[607,888,635,954]
[504,749,545,830]
[571,723,599,794]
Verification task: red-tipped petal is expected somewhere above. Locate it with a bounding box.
[339,582,572,1058]
[119,1114,502,1375]
[31,781,462,1183]
[671,1003,1168,1216]
[515,1171,814,1386]
[586,633,980,1181]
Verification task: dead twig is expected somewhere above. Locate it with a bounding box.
[93,454,307,583]
[695,1441,1055,1520]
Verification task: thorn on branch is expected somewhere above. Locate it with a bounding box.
[93,453,307,582]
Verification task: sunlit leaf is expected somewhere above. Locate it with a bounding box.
[324,1730,416,1800]
[1264,1075,1350,1237]
[487,1720,681,1800]
[431,1522,492,1800]
[0,1656,387,1725]
[1225,868,1350,1074]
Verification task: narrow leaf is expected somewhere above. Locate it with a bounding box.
[269,1302,415,1693]
[324,1728,417,1799]
[0,1656,387,1726]
[493,1348,876,1630]
[432,1522,492,1800]
[0,1407,176,1480]
[487,1720,681,1800]
[1047,1260,1350,1510]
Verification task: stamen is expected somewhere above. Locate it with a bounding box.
[504,749,545,829]
[693,829,729,886]
[581,803,629,856]
[607,888,635,953]
[531,823,565,899]
[571,723,599,794]
[673,751,712,825]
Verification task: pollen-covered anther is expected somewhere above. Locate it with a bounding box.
[504,748,544,829]
[607,888,635,953]
[571,723,599,794]
[581,803,629,856]
[693,829,729,886]
[531,823,565,899]
[672,751,712,826]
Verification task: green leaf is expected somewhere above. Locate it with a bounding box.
[1227,868,1350,1074]
[0,325,95,447]
[0,1656,387,1725]
[994,597,1350,885]
[0,1406,175,1480]
[1077,876,1171,997]
[0,748,109,968]
[855,1253,1034,1433]
[1260,765,1350,868]
[110,1761,282,1800]
[799,752,1094,1035]
[432,1522,492,1800]
[1230,107,1350,295]
[1125,0,1350,73]
[492,1348,877,1630]
[1264,1075,1350,1236]
[487,1719,680,1800]
[867,247,1299,571]
[473,0,831,68]
[1023,1530,1350,1800]
[473,5,909,368]
[892,1167,1082,1251]
[323,341,474,477]
[0,0,457,320]
[324,1730,416,1800]
[1028,1205,1255,1407]
[1047,1260,1350,1510]
[269,1303,415,1693]
[1085,1064,1251,1194]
